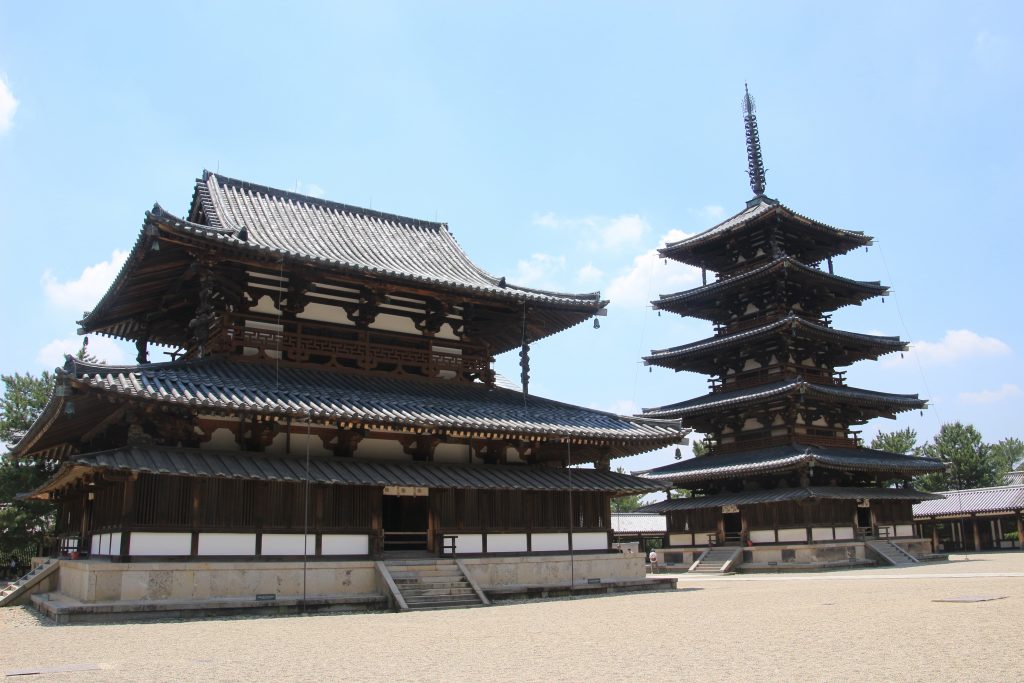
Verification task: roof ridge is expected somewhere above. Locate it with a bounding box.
[202,170,448,232]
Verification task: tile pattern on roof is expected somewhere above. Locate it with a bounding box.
[639,485,941,513]
[32,447,664,497]
[913,485,1024,517]
[66,357,682,444]
[638,443,944,483]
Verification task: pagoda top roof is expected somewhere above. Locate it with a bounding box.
[659,196,872,268]
[642,378,926,420]
[635,443,944,484]
[13,356,685,462]
[645,315,907,371]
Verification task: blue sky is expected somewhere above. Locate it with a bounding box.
[1,3,1021,473]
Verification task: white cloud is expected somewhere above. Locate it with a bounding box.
[959,383,1021,405]
[0,75,17,134]
[42,250,129,313]
[514,253,566,287]
[886,329,1011,366]
[532,213,649,250]
[577,263,603,285]
[605,230,702,308]
[37,336,130,369]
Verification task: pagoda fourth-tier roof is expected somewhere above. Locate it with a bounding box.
[645,315,907,374]
[642,378,926,421]
[79,172,605,351]
[659,196,872,271]
[635,443,944,484]
[653,256,888,320]
[14,357,683,461]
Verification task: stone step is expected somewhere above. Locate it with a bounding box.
[405,596,481,608]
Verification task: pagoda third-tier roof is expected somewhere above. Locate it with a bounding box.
[79,172,605,350]
[14,356,684,461]
[659,197,872,271]
[635,443,944,484]
[653,256,888,320]
[645,315,907,373]
[641,378,926,420]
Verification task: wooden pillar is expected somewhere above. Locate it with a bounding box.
[118,474,138,561]
[371,488,383,557]
[972,515,982,551]
[1017,512,1023,551]
[190,479,202,558]
[931,521,939,553]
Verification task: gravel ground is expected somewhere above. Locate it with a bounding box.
[2,552,1022,682]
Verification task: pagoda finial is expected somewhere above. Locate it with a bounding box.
[742,83,767,197]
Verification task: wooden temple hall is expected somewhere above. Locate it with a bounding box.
[635,88,946,572]
[6,171,684,616]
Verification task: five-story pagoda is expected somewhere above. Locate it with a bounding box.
[638,88,943,567]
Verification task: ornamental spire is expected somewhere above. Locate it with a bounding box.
[742,83,767,197]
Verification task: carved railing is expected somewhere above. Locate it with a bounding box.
[209,320,493,382]
[712,432,857,455]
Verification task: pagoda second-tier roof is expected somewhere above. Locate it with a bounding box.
[642,378,926,421]
[638,485,941,513]
[659,197,872,271]
[645,315,907,373]
[14,357,684,461]
[653,256,888,320]
[79,172,605,350]
[26,446,665,501]
[635,443,944,484]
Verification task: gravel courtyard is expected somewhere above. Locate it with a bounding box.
[3,552,1022,682]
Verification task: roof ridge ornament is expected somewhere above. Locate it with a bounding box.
[742,83,767,198]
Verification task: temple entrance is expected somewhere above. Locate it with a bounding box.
[857,505,872,536]
[723,511,742,545]
[382,487,430,552]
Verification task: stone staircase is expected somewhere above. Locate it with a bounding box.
[0,558,59,607]
[866,540,920,567]
[688,547,742,574]
[381,558,489,611]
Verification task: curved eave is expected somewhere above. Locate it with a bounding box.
[644,316,907,372]
[653,257,888,319]
[639,486,942,513]
[79,208,606,353]
[659,200,872,268]
[641,379,926,420]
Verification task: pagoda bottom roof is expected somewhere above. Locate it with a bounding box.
[639,486,942,513]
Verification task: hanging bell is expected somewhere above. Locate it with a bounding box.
[657,311,661,317]
[593,318,600,329]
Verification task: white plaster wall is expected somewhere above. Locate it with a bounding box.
[777,528,808,543]
[109,533,122,555]
[198,533,257,556]
[90,535,101,555]
[505,447,524,464]
[262,432,289,456]
[250,294,281,315]
[289,431,331,458]
[204,427,238,451]
[749,530,776,544]
[130,532,192,556]
[896,524,914,538]
[572,532,608,551]
[356,437,411,461]
[452,534,483,553]
[432,443,469,464]
[486,534,527,553]
[370,313,420,336]
[297,302,353,326]
[436,322,459,341]
[532,533,569,552]
[262,534,315,556]
[321,534,369,555]
[878,525,895,538]
[834,527,855,540]
[669,533,694,546]
[811,527,834,542]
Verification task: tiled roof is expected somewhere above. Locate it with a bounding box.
[913,485,1024,518]
[639,485,941,513]
[28,446,664,500]
[645,315,906,369]
[642,379,926,420]
[659,197,871,264]
[1005,471,1024,486]
[611,513,667,533]
[14,357,683,458]
[187,172,599,306]
[654,256,887,315]
[636,443,944,483]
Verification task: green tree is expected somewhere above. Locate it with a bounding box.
[990,438,1024,476]
[675,436,709,460]
[870,428,918,455]
[915,422,1008,492]
[610,467,642,512]
[1,370,57,557]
